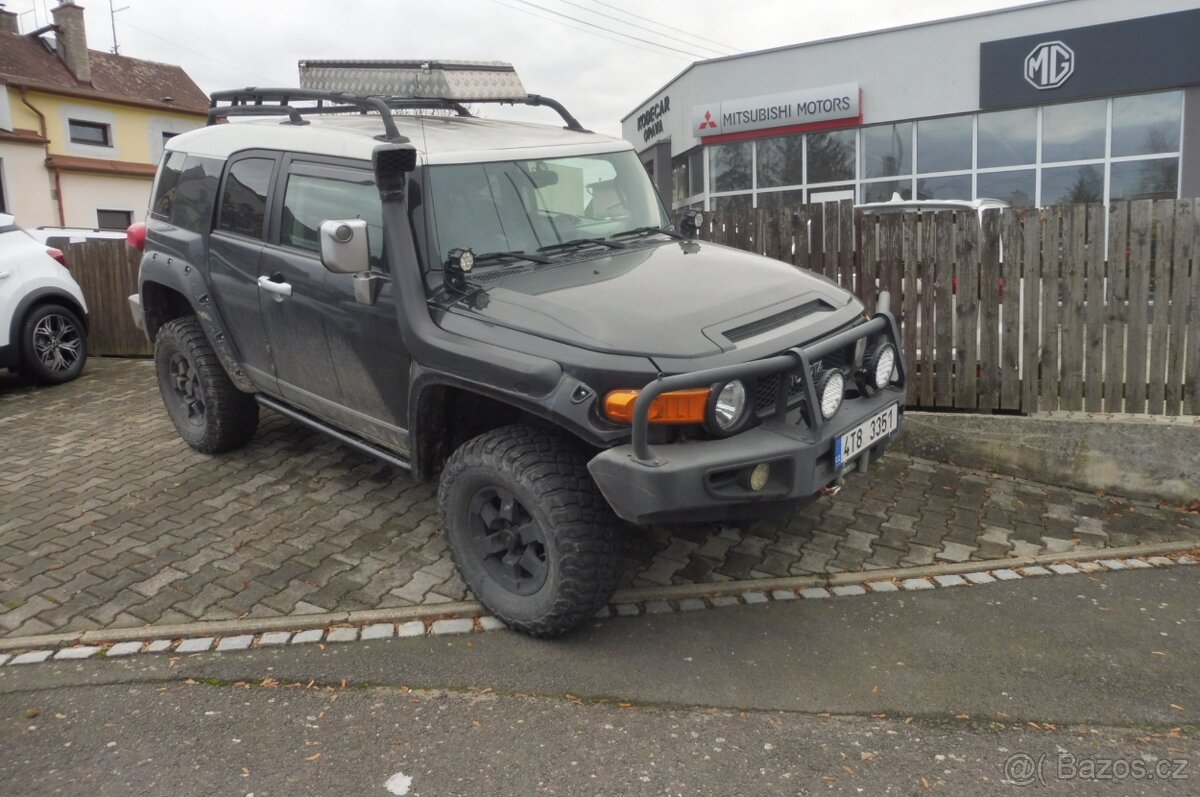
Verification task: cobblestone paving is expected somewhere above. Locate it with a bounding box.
[2,359,1197,639]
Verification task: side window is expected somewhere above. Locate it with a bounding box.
[218,157,274,239]
[149,151,185,220]
[280,171,383,268]
[151,153,222,233]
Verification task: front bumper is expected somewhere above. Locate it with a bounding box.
[587,292,906,525]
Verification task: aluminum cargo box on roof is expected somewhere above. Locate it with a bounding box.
[297,59,528,100]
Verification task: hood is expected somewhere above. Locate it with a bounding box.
[440,239,856,358]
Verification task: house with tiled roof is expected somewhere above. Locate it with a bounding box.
[0,2,208,228]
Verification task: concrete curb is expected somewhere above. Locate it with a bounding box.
[0,541,1195,659]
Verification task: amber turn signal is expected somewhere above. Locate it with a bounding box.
[604,388,711,424]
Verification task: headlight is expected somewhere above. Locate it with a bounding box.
[710,380,748,433]
[816,369,844,419]
[865,342,897,390]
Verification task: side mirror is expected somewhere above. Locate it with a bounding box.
[319,219,370,275]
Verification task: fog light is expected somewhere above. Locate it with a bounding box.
[864,342,896,390]
[816,369,845,420]
[748,462,770,492]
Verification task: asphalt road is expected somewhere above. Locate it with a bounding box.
[1,567,1196,796]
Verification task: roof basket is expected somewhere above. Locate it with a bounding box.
[206,60,589,140]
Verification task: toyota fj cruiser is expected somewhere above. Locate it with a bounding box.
[128,61,905,636]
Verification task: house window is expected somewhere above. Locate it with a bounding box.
[162,131,178,145]
[97,209,133,230]
[68,119,112,147]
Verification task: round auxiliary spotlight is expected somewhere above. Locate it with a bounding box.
[815,368,845,420]
[864,342,896,390]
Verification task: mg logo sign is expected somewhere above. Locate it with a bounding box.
[1024,40,1074,90]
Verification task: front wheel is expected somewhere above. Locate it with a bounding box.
[19,303,87,384]
[438,425,625,637]
[154,316,258,454]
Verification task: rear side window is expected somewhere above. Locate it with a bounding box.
[150,151,185,220]
[218,158,274,239]
[150,153,221,234]
[280,171,383,268]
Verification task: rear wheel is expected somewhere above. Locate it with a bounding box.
[19,303,87,384]
[438,425,624,637]
[154,316,258,453]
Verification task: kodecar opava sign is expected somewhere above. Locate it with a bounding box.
[636,95,670,143]
[692,83,860,139]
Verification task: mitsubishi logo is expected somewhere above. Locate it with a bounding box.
[1025,40,1074,90]
[698,110,718,130]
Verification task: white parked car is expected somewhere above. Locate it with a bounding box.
[0,213,89,384]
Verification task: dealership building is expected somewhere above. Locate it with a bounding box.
[620,0,1200,215]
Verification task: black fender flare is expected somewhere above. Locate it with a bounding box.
[138,251,256,393]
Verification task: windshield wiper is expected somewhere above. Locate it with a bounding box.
[609,225,685,241]
[537,237,628,254]
[474,249,554,265]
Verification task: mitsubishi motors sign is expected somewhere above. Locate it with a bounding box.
[692,83,861,142]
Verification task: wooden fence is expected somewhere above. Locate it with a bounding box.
[689,198,1199,416]
[55,238,151,358]
[62,200,1199,416]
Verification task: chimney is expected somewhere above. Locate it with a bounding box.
[51,2,90,84]
[0,5,19,35]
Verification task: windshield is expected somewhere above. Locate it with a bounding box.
[427,150,669,263]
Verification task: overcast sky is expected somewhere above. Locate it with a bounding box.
[10,0,1034,137]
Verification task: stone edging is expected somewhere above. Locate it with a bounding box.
[1,542,1195,666]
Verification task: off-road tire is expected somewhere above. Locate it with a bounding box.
[438,425,625,637]
[154,316,258,454]
[18,303,87,384]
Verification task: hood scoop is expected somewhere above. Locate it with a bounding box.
[723,299,829,343]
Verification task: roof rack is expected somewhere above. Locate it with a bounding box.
[207,88,590,142]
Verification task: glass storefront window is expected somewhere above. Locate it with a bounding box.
[756,189,805,209]
[688,149,705,197]
[711,193,753,215]
[977,170,1035,208]
[1110,158,1178,201]
[978,108,1036,168]
[756,135,804,188]
[917,115,972,173]
[671,155,689,203]
[861,123,912,179]
[807,130,856,183]
[862,180,912,203]
[1112,91,1181,157]
[916,174,971,200]
[709,142,752,193]
[1042,163,1103,205]
[1042,99,1106,162]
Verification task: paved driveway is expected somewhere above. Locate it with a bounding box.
[2,358,1197,639]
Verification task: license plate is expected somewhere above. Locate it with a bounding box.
[834,404,898,469]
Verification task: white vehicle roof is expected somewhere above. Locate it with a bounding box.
[167,113,632,166]
[856,192,1010,214]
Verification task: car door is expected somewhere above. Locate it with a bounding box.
[263,156,411,452]
[208,153,278,390]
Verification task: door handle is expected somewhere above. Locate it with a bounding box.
[257,275,293,301]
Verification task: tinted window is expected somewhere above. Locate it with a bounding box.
[977,169,1035,208]
[170,157,222,234]
[861,123,911,178]
[917,115,972,173]
[281,171,384,268]
[978,108,1036,168]
[150,151,186,220]
[97,209,132,230]
[1110,158,1178,201]
[1041,164,1103,205]
[1042,100,1106,162]
[806,130,855,183]
[218,158,273,239]
[916,174,971,200]
[1112,91,1181,157]
[756,134,804,188]
[709,141,752,192]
